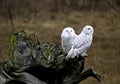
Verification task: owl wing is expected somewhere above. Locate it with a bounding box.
[73,33,86,49]
[73,34,92,56]
[61,37,70,53]
[66,34,92,59]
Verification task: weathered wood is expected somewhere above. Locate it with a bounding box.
[0,31,101,84]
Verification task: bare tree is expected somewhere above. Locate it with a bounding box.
[1,0,14,28]
[52,0,68,12]
[70,0,78,9]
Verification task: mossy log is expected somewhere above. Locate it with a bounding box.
[0,31,101,84]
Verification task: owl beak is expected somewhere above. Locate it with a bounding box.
[68,31,72,34]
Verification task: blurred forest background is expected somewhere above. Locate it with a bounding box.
[0,0,120,84]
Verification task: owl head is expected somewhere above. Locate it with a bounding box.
[82,25,94,35]
[61,27,76,38]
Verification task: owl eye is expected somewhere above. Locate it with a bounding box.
[66,30,68,32]
[88,28,90,30]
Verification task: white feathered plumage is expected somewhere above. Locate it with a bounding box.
[61,25,94,59]
[61,27,77,54]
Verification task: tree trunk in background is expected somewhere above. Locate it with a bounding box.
[53,0,68,12]
[7,7,14,27]
[1,0,14,31]
[70,0,78,10]
[52,0,59,12]
[116,0,120,6]
[78,0,118,10]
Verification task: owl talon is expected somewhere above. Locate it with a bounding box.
[81,53,88,57]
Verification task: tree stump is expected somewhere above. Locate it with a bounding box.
[0,31,101,84]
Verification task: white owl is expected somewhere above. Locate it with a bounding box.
[65,25,94,59]
[61,27,77,54]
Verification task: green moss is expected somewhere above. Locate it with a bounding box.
[34,43,65,68]
[5,33,18,72]
[5,31,27,72]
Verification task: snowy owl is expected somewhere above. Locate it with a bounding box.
[65,25,94,59]
[61,27,77,54]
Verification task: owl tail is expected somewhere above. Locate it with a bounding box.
[65,46,76,60]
